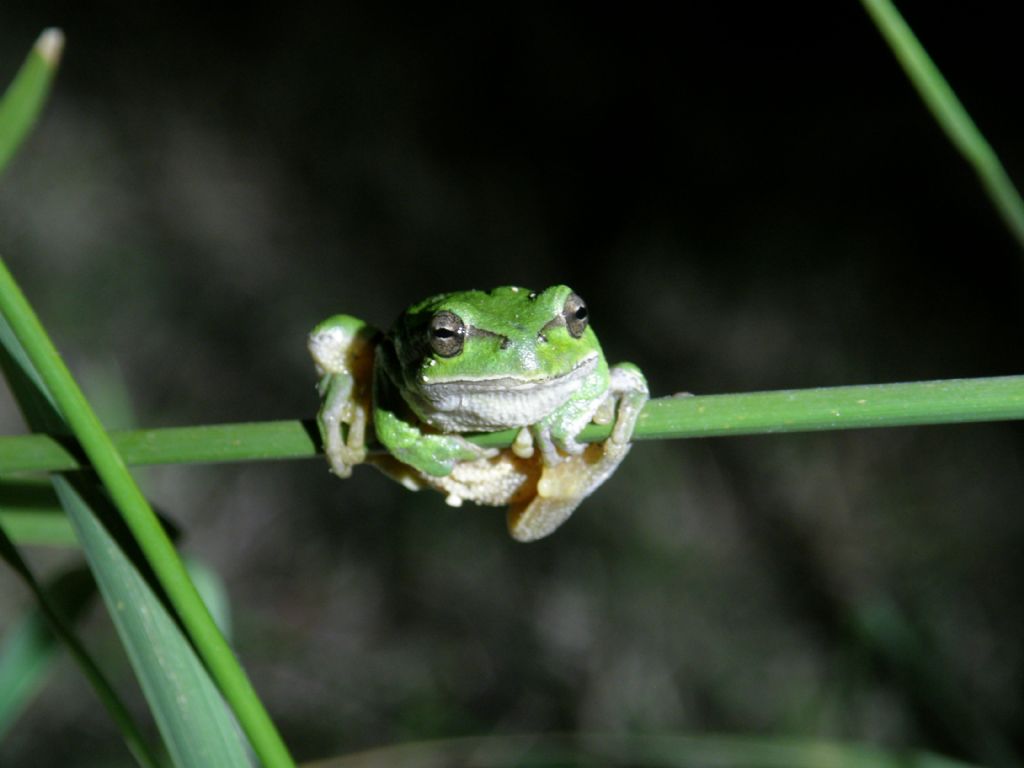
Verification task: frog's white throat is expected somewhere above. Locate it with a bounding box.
[408,353,600,433]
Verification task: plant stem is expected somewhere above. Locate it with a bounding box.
[1,376,1021,474]
[861,0,1024,250]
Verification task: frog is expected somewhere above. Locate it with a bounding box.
[307,285,648,542]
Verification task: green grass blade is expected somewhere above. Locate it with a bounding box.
[186,559,234,641]
[0,256,294,767]
[0,477,180,549]
[0,315,262,766]
[861,0,1024,250]
[54,475,253,768]
[0,565,94,740]
[0,376,1021,474]
[618,375,1024,440]
[0,321,250,767]
[0,527,161,767]
[0,606,58,740]
[0,29,64,176]
[0,421,318,472]
[310,733,978,768]
[0,478,77,545]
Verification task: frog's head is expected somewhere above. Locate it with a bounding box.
[389,285,606,430]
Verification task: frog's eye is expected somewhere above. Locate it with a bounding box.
[562,292,589,339]
[428,310,466,357]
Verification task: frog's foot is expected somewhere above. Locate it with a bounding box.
[507,363,648,542]
[506,442,618,542]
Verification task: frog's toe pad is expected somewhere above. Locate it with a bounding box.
[507,497,579,542]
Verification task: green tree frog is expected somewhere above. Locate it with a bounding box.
[308,285,648,541]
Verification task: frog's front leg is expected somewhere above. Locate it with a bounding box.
[605,362,649,454]
[508,361,649,542]
[373,353,497,480]
[308,315,377,478]
[532,363,616,464]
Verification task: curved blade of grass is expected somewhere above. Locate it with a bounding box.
[0,564,94,740]
[307,732,977,768]
[0,527,160,766]
[0,477,180,549]
[54,475,252,768]
[861,0,1024,250]
[0,29,64,176]
[186,558,234,641]
[0,256,294,767]
[0,478,76,545]
[0,312,260,765]
[2,376,1021,475]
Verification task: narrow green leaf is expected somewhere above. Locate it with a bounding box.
[616,375,1024,441]
[310,733,978,768]
[0,375,1022,475]
[186,559,234,642]
[0,566,94,740]
[0,316,251,765]
[0,256,294,767]
[861,0,1024,250]
[0,478,76,546]
[0,609,55,739]
[0,527,160,767]
[55,475,252,768]
[0,29,64,175]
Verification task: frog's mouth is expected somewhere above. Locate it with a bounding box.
[411,353,600,431]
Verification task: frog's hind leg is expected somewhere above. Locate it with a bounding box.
[507,363,649,542]
[506,442,626,542]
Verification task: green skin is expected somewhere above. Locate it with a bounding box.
[308,285,648,534]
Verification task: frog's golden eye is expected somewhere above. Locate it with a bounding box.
[429,310,466,357]
[562,292,588,339]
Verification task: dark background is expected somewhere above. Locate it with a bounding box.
[0,4,1022,766]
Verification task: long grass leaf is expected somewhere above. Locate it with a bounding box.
[54,475,252,767]
[0,375,1022,475]
[0,527,160,766]
[861,0,1024,250]
[0,478,77,546]
[308,732,978,768]
[0,317,252,765]
[0,565,93,740]
[0,255,294,766]
[0,29,64,176]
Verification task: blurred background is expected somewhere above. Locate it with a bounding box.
[1,3,1022,766]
